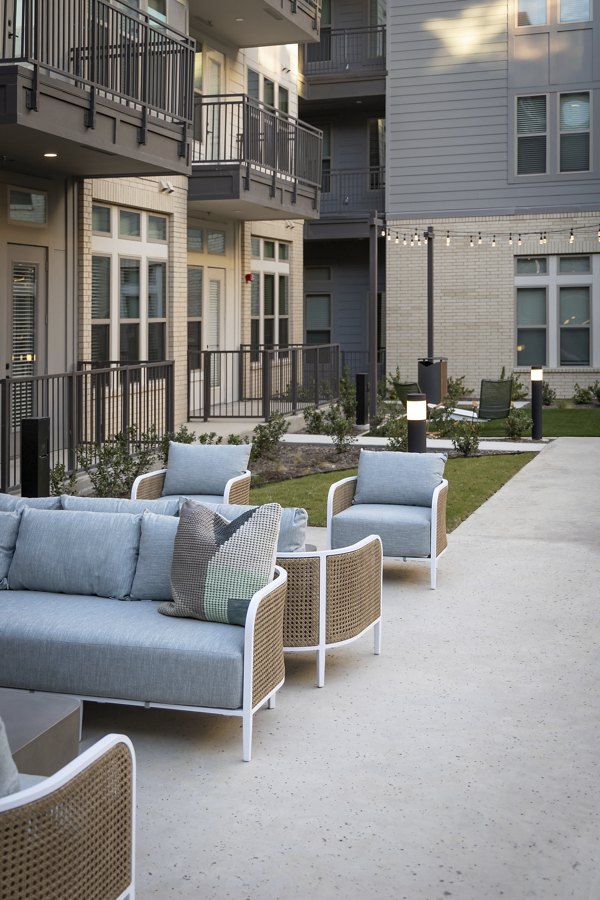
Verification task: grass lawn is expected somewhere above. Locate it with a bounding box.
[250,452,537,530]
[478,407,600,437]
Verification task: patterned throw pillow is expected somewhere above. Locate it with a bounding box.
[159,501,281,626]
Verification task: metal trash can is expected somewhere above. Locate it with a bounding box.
[418,357,448,405]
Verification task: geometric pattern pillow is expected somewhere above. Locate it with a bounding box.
[159,501,281,627]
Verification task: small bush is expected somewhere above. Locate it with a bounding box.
[446,375,473,405]
[75,427,158,497]
[338,365,356,424]
[251,412,289,461]
[427,402,458,438]
[325,405,357,454]
[225,434,245,445]
[504,408,533,440]
[49,462,78,497]
[500,366,528,402]
[451,421,481,456]
[303,404,328,434]
[542,381,556,406]
[385,416,408,452]
[592,381,600,404]
[573,382,595,405]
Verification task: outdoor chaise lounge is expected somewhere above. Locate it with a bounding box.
[0,731,135,900]
[131,441,251,505]
[326,450,448,589]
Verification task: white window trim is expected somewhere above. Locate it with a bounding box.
[515,94,548,177]
[515,254,599,367]
[250,238,291,348]
[558,91,591,174]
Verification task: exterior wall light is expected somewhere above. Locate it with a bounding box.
[530,367,543,441]
[406,393,427,453]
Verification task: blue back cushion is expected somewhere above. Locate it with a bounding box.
[162,443,250,497]
[8,508,141,599]
[61,494,180,516]
[353,450,446,507]
[0,511,21,589]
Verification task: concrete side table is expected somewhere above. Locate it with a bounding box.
[0,688,81,776]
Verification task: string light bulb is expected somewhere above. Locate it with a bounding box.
[395,233,399,245]
[403,235,407,246]
[539,232,544,245]
[470,235,474,247]
[414,230,419,242]
[417,233,422,246]
[597,224,600,242]
[508,233,513,246]
[518,234,522,247]
[569,228,575,244]
[543,232,547,244]
[492,235,496,247]
[380,227,386,237]
[446,231,450,246]
[387,229,391,241]
[478,232,482,245]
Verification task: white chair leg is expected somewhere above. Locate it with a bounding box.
[267,692,276,710]
[373,620,382,655]
[316,648,326,688]
[430,557,437,590]
[242,711,253,762]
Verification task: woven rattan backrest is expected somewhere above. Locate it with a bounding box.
[326,539,382,645]
[0,742,133,900]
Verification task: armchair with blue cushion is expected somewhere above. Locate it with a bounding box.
[326,450,448,589]
[131,440,251,505]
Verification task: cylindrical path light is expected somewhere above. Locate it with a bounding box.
[406,393,427,453]
[531,367,543,441]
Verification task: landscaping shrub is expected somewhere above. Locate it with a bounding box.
[451,420,481,456]
[542,382,556,406]
[504,408,533,440]
[251,412,289,461]
[75,426,158,497]
[49,462,78,497]
[500,366,528,401]
[339,365,356,424]
[573,382,595,405]
[303,404,328,434]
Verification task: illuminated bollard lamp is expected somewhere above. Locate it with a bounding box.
[406,393,427,453]
[531,366,543,441]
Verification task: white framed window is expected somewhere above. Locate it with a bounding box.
[305,294,331,345]
[515,254,597,367]
[560,0,590,22]
[559,93,590,173]
[516,0,591,24]
[517,96,547,175]
[91,206,169,364]
[187,224,226,255]
[250,237,291,357]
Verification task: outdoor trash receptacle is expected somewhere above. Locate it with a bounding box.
[418,357,448,405]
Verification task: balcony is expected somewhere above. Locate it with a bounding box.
[305,167,384,239]
[300,26,386,106]
[189,95,322,221]
[0,0,194,178]
[188,0,321,49]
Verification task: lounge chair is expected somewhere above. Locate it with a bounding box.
[449,379,512,421]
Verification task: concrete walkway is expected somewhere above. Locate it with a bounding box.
[82,437,600,900]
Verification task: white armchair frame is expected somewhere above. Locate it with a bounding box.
[326,475,448,589]
[131,468,252,504]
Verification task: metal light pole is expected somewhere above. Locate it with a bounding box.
[531,367,543,440]
[406,393,427,453]
[368,210,380,422]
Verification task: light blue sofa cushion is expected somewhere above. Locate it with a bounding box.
[353,450,446,507]
[0,494,61,511]
[177,493,230,506]
[0,592,245,709]
[0,715,19,798]
[162,442,250,497]
[0,511,21,589]
[331,503,432,558]
[7,508,141,600]
[198,503,307,553]
[130,512,179,601]
[61,494,180,516]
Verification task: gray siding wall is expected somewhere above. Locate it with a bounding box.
[331,0,368,29]
[386,0,600,217]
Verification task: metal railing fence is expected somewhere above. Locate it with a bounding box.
[0,0,194,127]
[188,344,341,420]
[321,167,385,216]
[341,349,387,383]
[0,361,174,493]
[192,94,322,191]
[303,25,386,75]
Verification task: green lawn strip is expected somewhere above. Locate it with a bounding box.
[250,453,536,530]
[477,407,600,438]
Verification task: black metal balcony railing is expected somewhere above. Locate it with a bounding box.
[192,95,323,191]
[0,0,194,128]
[320,167,385,216]
[303,26,386,76]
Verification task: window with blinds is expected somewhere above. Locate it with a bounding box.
[560,0,590,21]
[559,286,590,365]
[560,93,590,173]
[517,287,547,366]
[92,256,111,362]
[305,294,331,345]
[517,96,546,174]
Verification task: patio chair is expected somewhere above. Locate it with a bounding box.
[391,381,421,408]
[131,441,251,505]
[0,733,136,900]
[277,536,383,687]
[326,450,448,589]
[449,379,512,422]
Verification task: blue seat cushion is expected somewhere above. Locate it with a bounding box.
[175,494,230,507]
[353,450,446,507]
[162,443,250,497]
[0,592,246,710]
[331,503,432,559]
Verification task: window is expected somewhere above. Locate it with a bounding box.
[517,96,546,175]
[207,229,225,254]
[515,254,596,368]
[517,0,546,25]
[8,188,47,225]
[187,226,203,252]
[92,205,111,234]
[560,93,590,173]
[249,238,291,357]
[305,295,331,344]
[560,0,590,22]
[91,206,169,365]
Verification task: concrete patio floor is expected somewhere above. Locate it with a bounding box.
[82,436,600,899]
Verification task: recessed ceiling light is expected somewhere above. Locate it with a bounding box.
[44,152,58,158]
[235,17,243,22]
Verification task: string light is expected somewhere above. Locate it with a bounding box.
[394,233,399,245]
[508,233,513,246]
[384,223,597,247]
[413,230,419,243]
[387,229,391,241]
[380,227,386,237]
[446,231,450,246]
[518,234,522,246]
[470,235,474,247]
[410,235,414,247]
[403,235,407,246]
[597,224,600,242]
[569,228,575,243]
[492,235,496,247]
[478,232,482,245]
[539,232,544,245]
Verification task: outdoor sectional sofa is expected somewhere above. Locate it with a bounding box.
[0,494,287,762]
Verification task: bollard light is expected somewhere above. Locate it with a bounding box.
[530,367,543,441]
[406,393,427,453]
